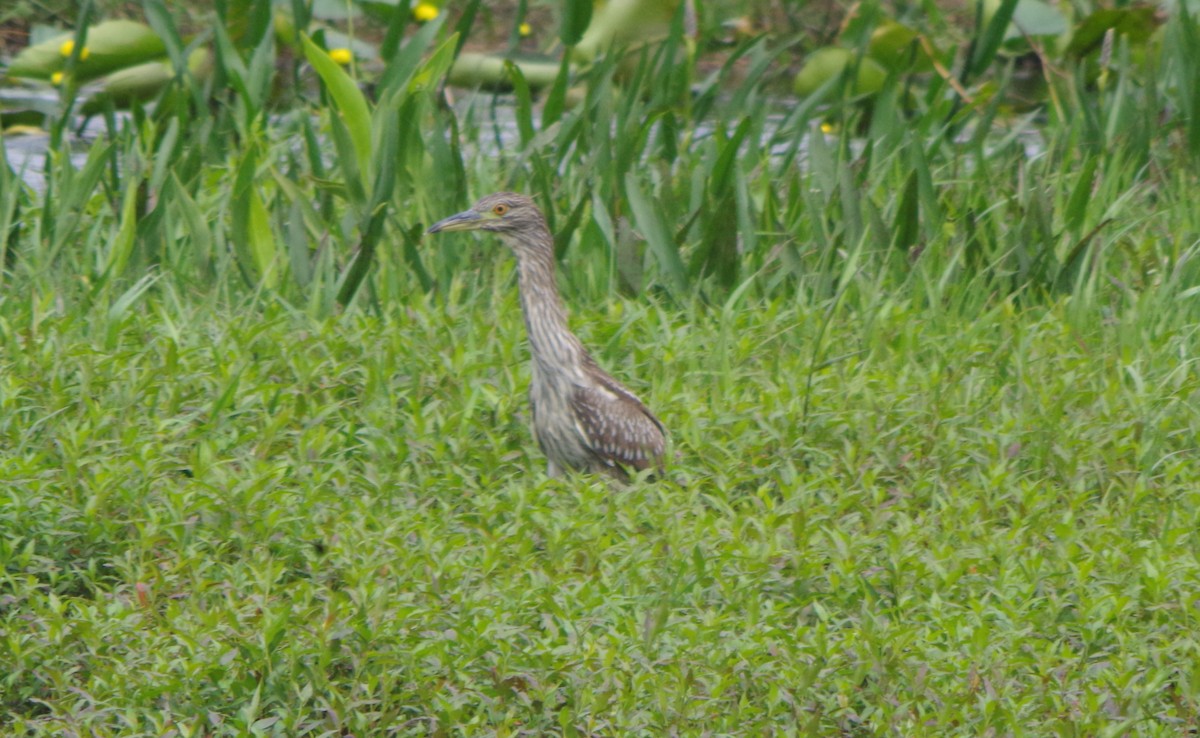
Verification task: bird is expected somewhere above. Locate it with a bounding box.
[426,192,666,480]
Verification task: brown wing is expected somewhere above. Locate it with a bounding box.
[571,368,666,474]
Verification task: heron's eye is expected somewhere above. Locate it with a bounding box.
[492,204,509,216]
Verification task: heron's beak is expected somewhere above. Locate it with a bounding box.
[426,209,483,234]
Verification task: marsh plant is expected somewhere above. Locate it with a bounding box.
[2,0,1200,734]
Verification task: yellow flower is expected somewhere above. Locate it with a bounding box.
[413,2,439,22]
[329,47,353,66]
[518,22,532,37]
[51,71,65,86]
[59,39,90,60]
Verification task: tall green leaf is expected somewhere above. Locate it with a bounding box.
[231,147,277,287]
[301,33,372,185]
[337,95,401,307]
[167,173,214,279]
[625,174,687,295]
[968,0,1020,78]
[560,0,593,47]
[105,177,141,277]
[376,16,444,96]
[891,170,920,252]
[408,33,460,94]
[451,0,481,57]
[1063,153,1098,236]
[246,186,276,288]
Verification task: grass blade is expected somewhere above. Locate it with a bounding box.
[892,170,920,252]
[625,173,686,296]
[301,33,372,184]
[968,0,1020,79]
[560,0,593,47]
[104,177,141,277]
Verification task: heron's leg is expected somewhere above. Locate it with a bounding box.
[546,459,562,478]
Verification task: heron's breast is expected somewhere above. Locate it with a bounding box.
[528,371,591,467]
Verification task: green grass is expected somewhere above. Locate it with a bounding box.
[4,0,1200,733]
[2,275,1199,735]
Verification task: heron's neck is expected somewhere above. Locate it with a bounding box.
[506,232,585,374]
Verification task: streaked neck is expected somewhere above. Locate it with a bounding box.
[502,229,584,374]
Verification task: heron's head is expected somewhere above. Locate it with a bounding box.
[426,192,545,238]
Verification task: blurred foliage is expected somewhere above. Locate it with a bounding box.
[0,0,1196,310]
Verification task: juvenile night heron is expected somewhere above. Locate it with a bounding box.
[426,192,666,480]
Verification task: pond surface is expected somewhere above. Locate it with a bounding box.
[2,87,101,192]
[2,87,803,195]
[3,85,1043,195]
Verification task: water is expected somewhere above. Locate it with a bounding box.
[2,87,103,192]
[3,86,1044,195]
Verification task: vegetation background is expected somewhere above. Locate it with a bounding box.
[2,0,1199,734]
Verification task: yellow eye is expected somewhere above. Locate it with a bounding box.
[492,204,509,216]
